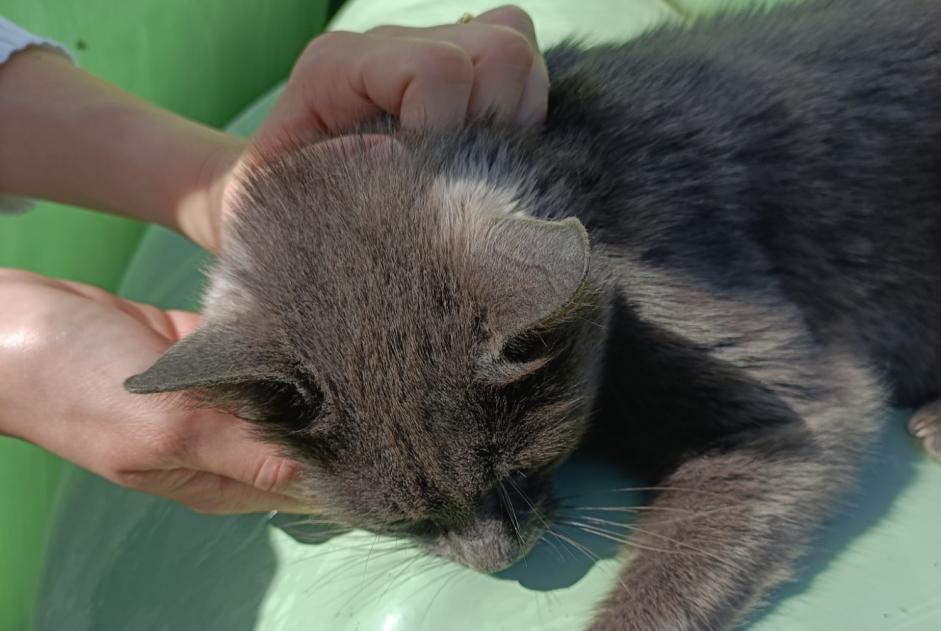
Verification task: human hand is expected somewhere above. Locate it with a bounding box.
[251,5,548,156]
[0,269,314,514]
[200,6,549,245]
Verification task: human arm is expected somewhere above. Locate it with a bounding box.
[0,5,548,253]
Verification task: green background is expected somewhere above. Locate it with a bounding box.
[0,2,329,629]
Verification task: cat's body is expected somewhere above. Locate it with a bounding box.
[128,1,941,629]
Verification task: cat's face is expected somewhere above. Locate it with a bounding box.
[126,134,605,572]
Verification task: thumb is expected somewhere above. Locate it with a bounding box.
[133,468,315,515]
[164,310,204,340]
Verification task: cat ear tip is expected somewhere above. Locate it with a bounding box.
[124,372,158,394]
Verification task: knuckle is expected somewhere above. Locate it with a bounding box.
[484,5,535,34]
[251,456,293,494]
[414,41,474,84]
[486,28,535,68]
[297,30,357,64]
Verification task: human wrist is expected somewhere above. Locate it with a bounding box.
[172,135,246,254]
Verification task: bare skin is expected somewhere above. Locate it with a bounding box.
[0,6,548,515]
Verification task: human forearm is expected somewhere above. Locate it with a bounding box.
[0,48,243,252]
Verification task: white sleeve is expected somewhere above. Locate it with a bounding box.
[0,16,74,214]
[0,16,73,64]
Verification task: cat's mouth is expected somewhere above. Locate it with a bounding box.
[417,511,548,573]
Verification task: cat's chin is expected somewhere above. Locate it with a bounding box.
[417,523,546,574]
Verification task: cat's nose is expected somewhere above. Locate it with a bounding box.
[482,470,545,525]
[443,520,524,573]
[430,476,550,573]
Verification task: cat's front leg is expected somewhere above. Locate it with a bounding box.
[585,416,879,631]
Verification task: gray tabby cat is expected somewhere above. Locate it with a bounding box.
[126,0,941,628]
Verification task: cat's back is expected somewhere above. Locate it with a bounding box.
[539,0,941,404]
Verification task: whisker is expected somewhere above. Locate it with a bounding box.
[300,548,403,597]
[560,485,729,499]
[507,476,565,560]
[559,504,696,514]
[360,532,383,589]
[559,519,727,564]
[378,551,425,602]
[419,565,469,628]
[557,519,690,558]
[499,481,525,547]
[560,504,740,526]
[547,527,600,564]
[548,526,631,596]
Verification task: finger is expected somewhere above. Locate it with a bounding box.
[474,6,549,125]
[357,35,474,130]
[182,409,309,499]
[163,310,204,339]
[139,467,314,515]
[445,24,535,122]
[0,271,202,343]
[60,287,200,343]
[252,31,387,155]
[475,5,538,48]
[512,48,548,125]
[368,24,534,124]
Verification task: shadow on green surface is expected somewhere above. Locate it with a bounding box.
[32,406,918,631]
[35,472,279,631]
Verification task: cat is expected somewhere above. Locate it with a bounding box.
[126,0,941,628]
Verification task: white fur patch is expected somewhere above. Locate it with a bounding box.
[202,268,254,321]
[431,175,527,246]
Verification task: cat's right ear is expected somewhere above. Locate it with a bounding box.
[126,324,323,427]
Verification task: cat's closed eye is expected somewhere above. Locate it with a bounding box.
[476,333,555,386]
[228,377,324,431]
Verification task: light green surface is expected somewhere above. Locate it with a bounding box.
[0,2,328,630]
[34,1,941,630]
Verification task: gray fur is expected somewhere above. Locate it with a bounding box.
[127,0,941,628]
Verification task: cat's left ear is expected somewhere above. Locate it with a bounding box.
[475,215,592,384]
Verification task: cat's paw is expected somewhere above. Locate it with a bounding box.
[909,398,941,462]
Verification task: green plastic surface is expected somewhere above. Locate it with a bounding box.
[0,2,328,629]
[33,1,941,630]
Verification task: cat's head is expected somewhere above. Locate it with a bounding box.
[126,133,607,572]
